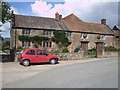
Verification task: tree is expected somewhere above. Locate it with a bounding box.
[51,31,68,47]
[0,1,11,24]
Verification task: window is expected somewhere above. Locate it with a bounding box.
[81,33,84,39]
[43,41,45,47]
[70,32,72,37]
[26,50,35,55]
[37,50,47,55]
[29,29,31,35]
[25,29,27,35]
[50,42,52,48]
[100,35,106,40]
[47,31,49,36]
[25,41,27,47]
[50,31,52,36]
[22,41,24,47]
[43,30,46,35]
[22,29,25,34]
[28,41,31,47]
[19,49,25,54]
[47,42,49,47]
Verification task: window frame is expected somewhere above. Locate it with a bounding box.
[26,50,35,55]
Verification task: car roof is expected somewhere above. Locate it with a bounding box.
[25,48,43,51]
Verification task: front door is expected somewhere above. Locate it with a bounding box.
[67,42,71,53]
[36,50,49,62]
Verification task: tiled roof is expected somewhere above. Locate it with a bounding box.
[63,14,113,35]
[13,14,113,35]
[13,14,67,30]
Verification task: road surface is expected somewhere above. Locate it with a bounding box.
[3,58,118,88]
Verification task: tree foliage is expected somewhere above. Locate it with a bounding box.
[51,31,68,47]
[0,1,11,24]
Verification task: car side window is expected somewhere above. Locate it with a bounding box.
[26,50,35,55]
[37,50,46,55]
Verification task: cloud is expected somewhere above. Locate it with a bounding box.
[0,22,10,38]
[31,0,118,28]
[10,6,19,14]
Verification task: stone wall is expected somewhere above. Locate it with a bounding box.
[51,51,85,60]
[103,51,118,58]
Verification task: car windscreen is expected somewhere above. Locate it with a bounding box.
[19,49,25,54]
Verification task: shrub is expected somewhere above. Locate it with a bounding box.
[74,47,80,52]
[62,48,69,53]
[88,48,96,52]
[104,46,118,51]
[54,50,61,53]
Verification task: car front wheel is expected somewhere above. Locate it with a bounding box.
[22,60,30,66]
[49,59,56,64]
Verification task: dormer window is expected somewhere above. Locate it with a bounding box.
[67,32,72,37]
[100,35,106,40]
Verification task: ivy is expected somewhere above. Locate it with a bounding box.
[18,35,49,45]
[51,31,68,47]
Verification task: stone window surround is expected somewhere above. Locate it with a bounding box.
[43,41,52,48]
[43,30,52,37]
[22,29,31,35]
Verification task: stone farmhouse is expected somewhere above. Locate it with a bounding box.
[10,12,117,55]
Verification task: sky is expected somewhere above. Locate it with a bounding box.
[0,0,119,38]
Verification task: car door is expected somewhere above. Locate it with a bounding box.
[25,49,36,63]
[36,50,49,62]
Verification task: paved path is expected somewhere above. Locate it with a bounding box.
[3,58,118,88]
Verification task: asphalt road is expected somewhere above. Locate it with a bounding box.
[3,58,118,88]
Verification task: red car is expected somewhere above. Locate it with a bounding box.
[18,49,58,66]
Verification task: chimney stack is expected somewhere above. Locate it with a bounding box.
[59,14,62,20]
[55,12,59,20]
[101,19,106,25]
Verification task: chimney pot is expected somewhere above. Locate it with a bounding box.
[55,12,59,20]
[101,19,106,25]
[59,14,62,20]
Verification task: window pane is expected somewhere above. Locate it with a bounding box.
[26,50,35,55]
[47,31,49,36]
[25,29,27,35]
[37,50,46,55]
[29,29,31,35]
[50,31,52,36]
[47,42,49,47]
[43,41,45,47]
[22,29,24,34]
[50,42,52,48]
[28,41,30,47]
[22,41,24,47]
[43,30,46,35]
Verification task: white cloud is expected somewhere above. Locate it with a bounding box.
[0,22,10,38]
[31,0,118,28]
[10,6,19,14]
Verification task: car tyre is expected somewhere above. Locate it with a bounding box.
[22,60,30,66]
[50,59,56,64]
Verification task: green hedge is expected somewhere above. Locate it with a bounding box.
[104,46,118,51]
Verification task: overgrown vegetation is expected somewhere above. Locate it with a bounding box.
[74,47,80,52]
[104,46,118,51]
[88,48,96,58]
[62,48,69,53]
[51,31,68,47]
[2,41,10,49]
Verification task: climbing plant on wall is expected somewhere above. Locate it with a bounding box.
[51,31,68,47]
[18,35,49,45]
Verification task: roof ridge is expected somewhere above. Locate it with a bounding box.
[14,14,55,20]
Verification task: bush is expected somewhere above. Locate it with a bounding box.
[54,50,61,53]
[104,46,118,51]
[74,47,80,52]
[62,48,69,53]
[17,46,22,50]
[88,48,96,52]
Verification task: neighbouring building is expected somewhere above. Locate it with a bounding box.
[112,25,120,49]
[10,11,116,53]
